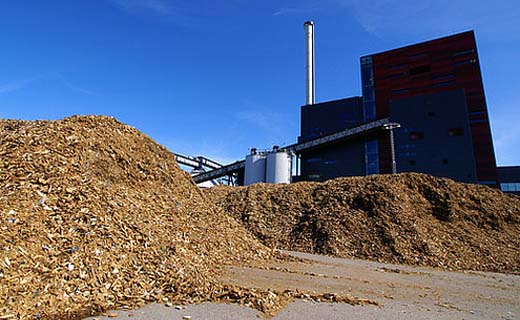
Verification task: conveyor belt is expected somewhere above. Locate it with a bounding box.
[191,118,390,183]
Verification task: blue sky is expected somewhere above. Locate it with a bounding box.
[1,0,519,166]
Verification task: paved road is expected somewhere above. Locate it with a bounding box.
[85,251,520,320]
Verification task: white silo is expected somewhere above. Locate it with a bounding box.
[244,148,266,185]
[266,146,292,184]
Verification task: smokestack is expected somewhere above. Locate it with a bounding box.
[304,21,315,105]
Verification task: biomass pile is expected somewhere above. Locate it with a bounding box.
[0,116,273,319]
[206,174,520,273]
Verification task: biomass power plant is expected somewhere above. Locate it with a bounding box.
[175,22,520,194]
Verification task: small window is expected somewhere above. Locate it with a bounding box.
[388,62,407,70]
[392,88,409,95]
[427,111,436,117]
[454,59,477,66]
[409,160,416,166]
[433,80,455,87]
[453,49,475,57]
[361,56,373,64]
[409,53,429,60]
[409,65,431,75]
[432,74,455,81]
[448,128,464,136]
[468,111,485,117]
[409,132,424,140]
[384,72,407,79]
[442,159,449,165]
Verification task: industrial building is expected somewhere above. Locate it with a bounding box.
[184,26,518,194]
[299,30,499,187]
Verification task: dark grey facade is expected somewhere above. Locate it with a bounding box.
[300,140,367,181]
[497,166,520,195]
[299,90,479,183]
[300,97,363,142]
[299,97,366,181]
[390,89,478,183]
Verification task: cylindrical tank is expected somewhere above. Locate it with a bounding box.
[244,152,266,185]
[266,150,292,184]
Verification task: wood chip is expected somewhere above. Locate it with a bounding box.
[0,116,271,319]
[206,173,520,274]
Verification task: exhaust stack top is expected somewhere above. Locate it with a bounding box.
[304,21,315,105]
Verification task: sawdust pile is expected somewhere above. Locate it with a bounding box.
[206,174,520,273]
[0,116,275,319]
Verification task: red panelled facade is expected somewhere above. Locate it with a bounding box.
[368,31,497,185]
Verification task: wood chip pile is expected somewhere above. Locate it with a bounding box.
[0,116,274,319]
[206,174,520,273]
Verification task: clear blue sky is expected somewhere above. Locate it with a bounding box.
[1,0,519,166]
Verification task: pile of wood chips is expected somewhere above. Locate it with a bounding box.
[0,116,279,319]
[206,174,520,273]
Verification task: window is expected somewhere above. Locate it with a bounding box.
[388,62,407,70]
[384,72,407,79]
[365,139,379,175]
[399,152,417,157]
[323,160,337,165]
[448,128,464,136]
[360,56,373,64]
[409,132,424,140]
[306,157,322,163]
[399,143,417,150]
[362,85,375,100]
[427,111,436,117]
[453,49,475,57]
[409,160,416,166]
[409,65,431,75]
[364,101,376,122]
[392,88,409,95]
[470,119,487,125]
[432,74,455,81]
[442,159,449,165]
[361,57,376,122]
[501,183,520,192]
[433,80,455,87]
[454,59,477,66]
[409,53,429,60]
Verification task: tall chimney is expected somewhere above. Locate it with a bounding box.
[304,21,315,105]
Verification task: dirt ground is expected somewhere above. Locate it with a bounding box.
[84,251,520,320]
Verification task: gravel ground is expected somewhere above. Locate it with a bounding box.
[85,251,520,320]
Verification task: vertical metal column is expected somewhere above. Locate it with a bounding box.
[383,123,401,174]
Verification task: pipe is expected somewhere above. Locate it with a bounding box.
[304,21,315,105]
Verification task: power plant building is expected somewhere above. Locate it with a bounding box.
[299,30,499,187]
[191,28,516,190]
